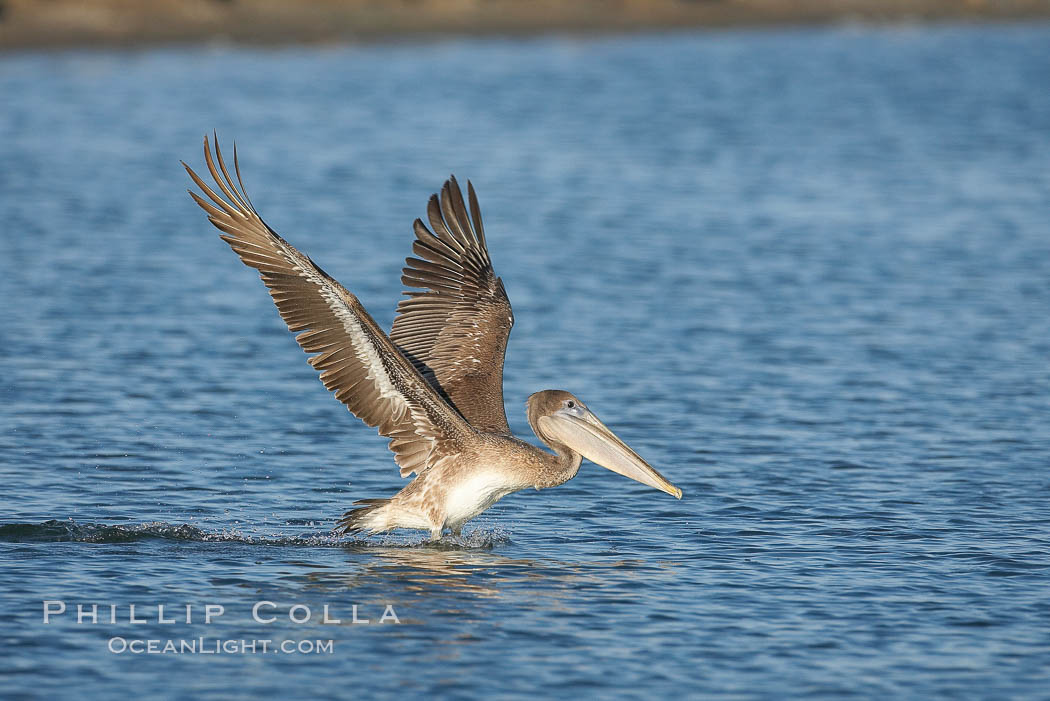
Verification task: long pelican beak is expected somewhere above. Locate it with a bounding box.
[538,407,682,499]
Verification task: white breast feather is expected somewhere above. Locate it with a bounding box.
[445,471,514,528]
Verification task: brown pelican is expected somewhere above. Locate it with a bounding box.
[184,136,681,540]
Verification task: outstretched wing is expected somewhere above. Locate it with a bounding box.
[184,135,473,478]
[389,177,514,434]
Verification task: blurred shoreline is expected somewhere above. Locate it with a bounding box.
[2,0,1049,52]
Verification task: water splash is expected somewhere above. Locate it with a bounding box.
[0,519,510,549]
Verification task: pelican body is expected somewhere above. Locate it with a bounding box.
[185,137,681,540]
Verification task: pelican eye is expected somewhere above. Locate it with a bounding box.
[566,400,575,408]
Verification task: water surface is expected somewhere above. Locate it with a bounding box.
[2,24,1050,699]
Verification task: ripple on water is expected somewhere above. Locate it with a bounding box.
[0,519,513,549]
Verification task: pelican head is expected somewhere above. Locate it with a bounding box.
[527,390,682,499]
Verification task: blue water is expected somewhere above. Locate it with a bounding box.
[3,23,1050,699]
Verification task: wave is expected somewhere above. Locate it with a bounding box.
[0,519,510,549]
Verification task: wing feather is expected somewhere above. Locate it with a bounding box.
[389,176,514,434]
[184,135,473,478]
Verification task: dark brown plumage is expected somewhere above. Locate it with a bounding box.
[391,177,514,435]
[183,136,469,479]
